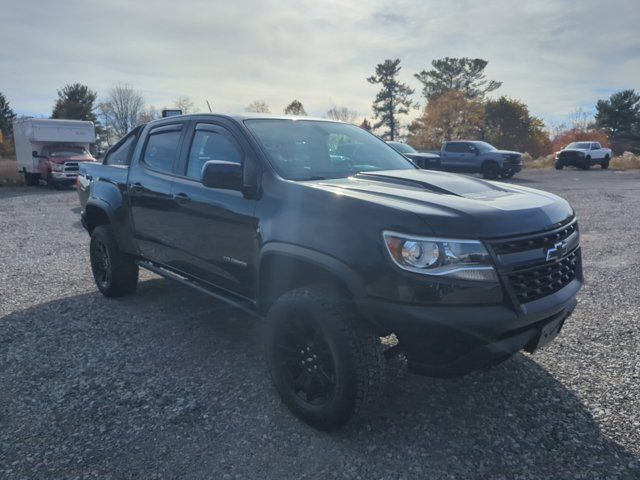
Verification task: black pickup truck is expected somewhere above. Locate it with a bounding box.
[77,114,582,430]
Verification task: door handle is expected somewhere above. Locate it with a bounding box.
[130,182,144,192]
[172,192,191,203]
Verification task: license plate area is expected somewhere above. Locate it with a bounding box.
[532,315,565,351]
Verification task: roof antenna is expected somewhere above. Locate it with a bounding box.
[206,100,213,112]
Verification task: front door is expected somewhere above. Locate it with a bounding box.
[167,121,258,299]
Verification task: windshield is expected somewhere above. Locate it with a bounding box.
[388,142,417,154]
[47,146,89,157]
[473,141,497,152]
[245,119,415,180]
[567,142,591,149]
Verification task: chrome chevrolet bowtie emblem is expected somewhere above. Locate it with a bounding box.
[546,240,567,261]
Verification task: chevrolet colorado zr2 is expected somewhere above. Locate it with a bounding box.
[77,114,582,430]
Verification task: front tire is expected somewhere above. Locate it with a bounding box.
[602,155,610,169]
[581,157,591,170]
[90,225,139,297]
[500,170,515,179]
[264,285,385,431]
[23,172,40,186]
[555,162,564,170]
[481,161,500,179]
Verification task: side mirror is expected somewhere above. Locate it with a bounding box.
[201,160,242,190]
[32,150,39,158]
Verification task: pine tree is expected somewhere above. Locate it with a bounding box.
[51,83,98,123]
[414,57,501,101]
[367,59,413,140]
[284,100,307,116]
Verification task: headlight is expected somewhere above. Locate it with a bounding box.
[383,231,498,282]
[50,163,63,171]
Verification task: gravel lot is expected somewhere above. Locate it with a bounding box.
[1,169,639,479]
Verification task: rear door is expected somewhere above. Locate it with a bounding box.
[440,142,472,171]
[128,121,187,265]
[591,142,603,159]
[166,120,258,298]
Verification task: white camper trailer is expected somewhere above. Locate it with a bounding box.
[13,118,96,186]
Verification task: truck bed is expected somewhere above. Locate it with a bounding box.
[77,162,129,211]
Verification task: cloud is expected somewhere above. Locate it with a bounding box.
[1,0,638,125]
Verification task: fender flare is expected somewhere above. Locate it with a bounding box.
[84,198,138,254]
[258,242,366,300]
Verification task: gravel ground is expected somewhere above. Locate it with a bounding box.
[1,169,639,479]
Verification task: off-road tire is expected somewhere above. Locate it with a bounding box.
[481,161,500,180]
[555,163,564,170]
[581,157,591,170]
[90,225,139,297]
[601,155,610,169]
[23,172,40,186]
[264,285,385,431]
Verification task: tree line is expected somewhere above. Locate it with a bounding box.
[1,61,639,158]
[366,57,640,156]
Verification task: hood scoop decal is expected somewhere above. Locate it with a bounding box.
[354,170,512,200]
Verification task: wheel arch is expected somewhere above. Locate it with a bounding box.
[257,243,366,315]
[84,199,138,255]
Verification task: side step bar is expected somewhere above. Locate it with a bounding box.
[137,260,260,318]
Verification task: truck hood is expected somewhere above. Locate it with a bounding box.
[559,148,587,154]
[304,169,573,238]
[493,149,522,156]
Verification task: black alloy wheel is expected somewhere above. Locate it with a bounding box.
[274,315,337,406]
[90,237,112,291]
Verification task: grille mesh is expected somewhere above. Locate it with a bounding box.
[506,249,580,303]
[492,222,577,255]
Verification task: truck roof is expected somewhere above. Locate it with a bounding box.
[146,113,340,127]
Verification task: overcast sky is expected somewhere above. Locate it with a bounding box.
[1,0,638,126]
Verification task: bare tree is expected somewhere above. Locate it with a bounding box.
[138,105,161,124]
[101,84,145,137]
[245,100,271,113]
[326,106,357,123]
[174,96,195,114]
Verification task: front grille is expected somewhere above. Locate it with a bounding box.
[558,151,580,161]
[505,155,522,165]
[492,220,577,255]
[63,162,79,173]
[506,249,580,303]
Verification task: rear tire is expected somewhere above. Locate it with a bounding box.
[264,285,385,431]
[90,225,139,297]
[481,161,500,180]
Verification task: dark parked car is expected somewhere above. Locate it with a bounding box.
[78,114,582,430]
[386,141,440,169]
[439,140,523,179]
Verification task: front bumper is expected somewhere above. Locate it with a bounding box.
[359,278,579,376]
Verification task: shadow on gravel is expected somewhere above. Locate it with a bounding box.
[1,278,637,479]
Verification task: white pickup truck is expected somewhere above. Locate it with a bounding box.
[555,141,612,170]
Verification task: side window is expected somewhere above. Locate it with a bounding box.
[446,142,468,153]
[142,129,182,173]
[104,135,135,166]
[185,128,242,180]
[593,142,601,149]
